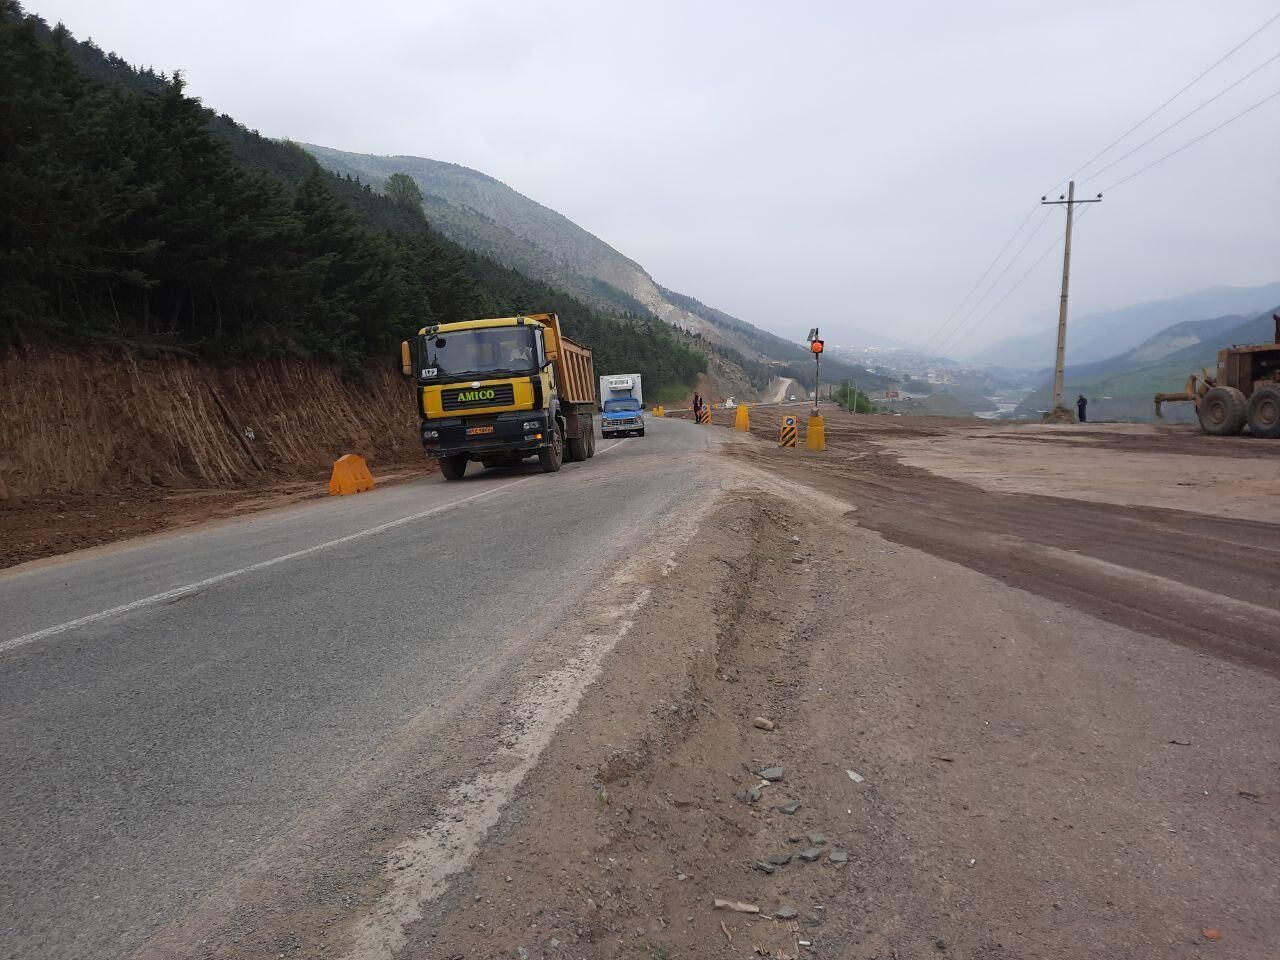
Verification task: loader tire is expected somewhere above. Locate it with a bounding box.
[1199,386,1247,436]
[439,454,468,481]
[1247,385,1280,438]
[539,423,564,473]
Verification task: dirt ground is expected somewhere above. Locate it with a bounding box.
[390,411,1278,960]
[0,462,429,570]
[14,408,1280,958]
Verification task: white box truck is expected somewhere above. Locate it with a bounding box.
[599,373,645,438]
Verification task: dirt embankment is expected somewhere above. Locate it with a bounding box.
[0,346,427,567]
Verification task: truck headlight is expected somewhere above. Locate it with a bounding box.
[424,430,439,439]
[523,420,540,430]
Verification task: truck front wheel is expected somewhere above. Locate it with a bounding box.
[439,454,468,480]
[539,423,564,473]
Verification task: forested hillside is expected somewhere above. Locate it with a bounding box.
[302,144,885,392]
[0,2,705,391]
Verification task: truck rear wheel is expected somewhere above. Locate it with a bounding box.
[1247,385,1280,438]
[585,429,596,458]
[539,423,564,473]
[567,435,587,462]
[439,454,468,480]
[1199,386,1247,436]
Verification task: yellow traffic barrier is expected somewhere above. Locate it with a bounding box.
[779,415,798,447]
[735,404,750,432]
[652,405,664,417]
[804,413,826,451]
[697,407,712,424]
[329,453,375,496]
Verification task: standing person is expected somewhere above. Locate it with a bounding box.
[693,393,703,420]
[1076,394,1088,423]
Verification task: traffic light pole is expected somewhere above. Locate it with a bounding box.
[814,349,820,414]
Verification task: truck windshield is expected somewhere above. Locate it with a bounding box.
[419,327,536,379]
[604,399,641,412]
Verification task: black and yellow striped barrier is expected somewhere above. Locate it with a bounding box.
[779,415,798,447]
[697,408,712,424]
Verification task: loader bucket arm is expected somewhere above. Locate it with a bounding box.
[1153,373,1209,419]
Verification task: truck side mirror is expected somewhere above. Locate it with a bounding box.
[400,341,413,377]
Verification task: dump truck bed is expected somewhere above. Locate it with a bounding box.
[557,335,595,405]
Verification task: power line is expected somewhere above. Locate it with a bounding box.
[1049,7,1280,190]
[922,204,1040,353]
[941,204,1099,356]
[1103,85,1280,191]
[1083,49,1280,186]
[928,9,1280,360]
[933,208,1055,353]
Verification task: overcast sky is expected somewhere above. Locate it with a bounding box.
[29,0,1280,352]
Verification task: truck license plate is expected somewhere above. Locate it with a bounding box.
[466,425,495,436]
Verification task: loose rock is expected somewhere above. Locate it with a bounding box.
[774,906,799,920]
[754,861,777,875]
[807,832,826,845]
[829,850,849,863]
[778,802,801,815]
[758,766,784,782]
[798,847,823,862]
[767,852,793,866]
[753,717,776,731]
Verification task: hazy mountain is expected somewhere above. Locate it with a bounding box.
[305,149,752,345]
[301,143,881,388]
[1013,303,1280,421]
[1054,312,1248,382]
[971,282,1280,369]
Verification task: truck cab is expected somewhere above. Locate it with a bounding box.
[600,397,645,438]
[402,313,597,480]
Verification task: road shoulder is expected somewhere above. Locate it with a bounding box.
[394,472,1278,959]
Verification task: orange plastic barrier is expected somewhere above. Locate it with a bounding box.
[329,454,376,496]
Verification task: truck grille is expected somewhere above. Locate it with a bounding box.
[441,383,515,411]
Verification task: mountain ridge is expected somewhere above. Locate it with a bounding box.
[971,281,1280,369]
[1013,302,1280,421]
[299,143,883,391]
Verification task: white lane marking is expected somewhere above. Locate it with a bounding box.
[343,588,653,960]
[2,439,635,655]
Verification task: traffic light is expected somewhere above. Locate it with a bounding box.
[810,339,824,354]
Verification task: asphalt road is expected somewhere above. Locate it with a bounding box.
[0,417,718,960]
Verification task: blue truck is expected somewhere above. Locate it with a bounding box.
[599,373,645,438]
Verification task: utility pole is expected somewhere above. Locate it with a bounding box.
[1041,181,1101,414]
[806,327,823,413]
[814,347,821,412]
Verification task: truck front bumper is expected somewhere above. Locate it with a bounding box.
[420,411,552,459]
[602,416,644,436]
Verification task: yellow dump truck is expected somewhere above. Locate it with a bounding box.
[401,313,597,480]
